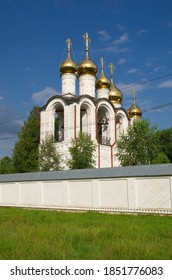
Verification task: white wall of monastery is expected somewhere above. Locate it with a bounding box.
[0,164,172,214]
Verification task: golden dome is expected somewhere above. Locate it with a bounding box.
[78,32,97,77]
[96,71,111,89]
[108,62,123,104]
[60,54,77,75]
[59,38,77,76]
[96,57,110,89]
[128,100,142,119]
[109,82,123,104]
[78,57,97,76]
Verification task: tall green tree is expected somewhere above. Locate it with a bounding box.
[157,127,172,162]
[0,156,14,174]
[39,134,61,171]
[68,132,96,169]
[116,119,161,166]
[12,107,40,173]
[152,152,170,164]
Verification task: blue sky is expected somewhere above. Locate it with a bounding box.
[0,0,172,158]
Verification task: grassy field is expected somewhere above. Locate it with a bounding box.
[0,207,171,260]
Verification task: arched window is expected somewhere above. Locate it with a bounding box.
[97,106,111,145]
[54,104,64,142]
[116,112,128,140]
[80,102,92,138]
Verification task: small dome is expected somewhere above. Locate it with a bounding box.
[59,53,77,76]
[109,82,123,104]
[78,57,97,76]
[59,38,77,76]
[78,32,97,77]
[96,71,111,89]
[128,100,142,119]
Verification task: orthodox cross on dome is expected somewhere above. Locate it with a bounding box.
[132,89,136,102]
[66,38,72,55]
[100,57,104,73]
[108,62,115,83]
[83,32,91,58]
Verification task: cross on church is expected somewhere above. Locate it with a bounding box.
[83,32,91,58]
[100,57,104,72]
[108,62,115,77]
[66,38,72,54]
[132,89,136,101]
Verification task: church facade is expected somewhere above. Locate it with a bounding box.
[39,33,142,169]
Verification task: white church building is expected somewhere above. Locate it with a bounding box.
[39,33,142,168]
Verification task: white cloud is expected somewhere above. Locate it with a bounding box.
[127,68,139,74]
[102,46,129,53]
[145,57,162,64]
[117,82,145,97]
[98,30,111,41]
[25,67,33,72]
[32,87,60,105]
[145,61,152,67]
[154,66,166,72]
[113,32,129,45]
[0,103,24,156]
[136,29,147,36]
[0,96,4,101]
[168,21,172,28]
[118,58,126,65]
[116,23,125,30]
[157,80,172,88]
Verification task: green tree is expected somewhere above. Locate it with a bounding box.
[68,132,96,169]
[116,119,160,166]
[157,127,172,162]
[0,156,14,174]
[39,134,61,171]
[12,107,40,173]
[153,152,170,164]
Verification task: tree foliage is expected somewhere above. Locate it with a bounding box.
[12,107,40,173]
[0,156,14,174]
[152,152,170,164]
[39,134,61,171]
[116,119,161,166]
[157,127,172,162]
[68,132,96,169]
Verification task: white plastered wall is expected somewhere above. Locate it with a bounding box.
[61,73,76,96]
[0,175,172,213]
[79,75,96,97]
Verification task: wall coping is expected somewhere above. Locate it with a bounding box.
[0,164,171,183]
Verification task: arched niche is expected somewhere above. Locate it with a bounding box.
[97,105,111,145]
[53,103,64,142]
[79,98,95,137]
[116,111,128,140]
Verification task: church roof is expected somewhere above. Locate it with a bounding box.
[40,93,121,111]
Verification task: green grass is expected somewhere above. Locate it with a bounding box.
[0,207,172,260]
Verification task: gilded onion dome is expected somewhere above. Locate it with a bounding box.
[108,63,123,104]
[128,94,142,119]
[109,83,123,104]
[96,57,111,90]
[78,33,97,76]
[59,38,77,76]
